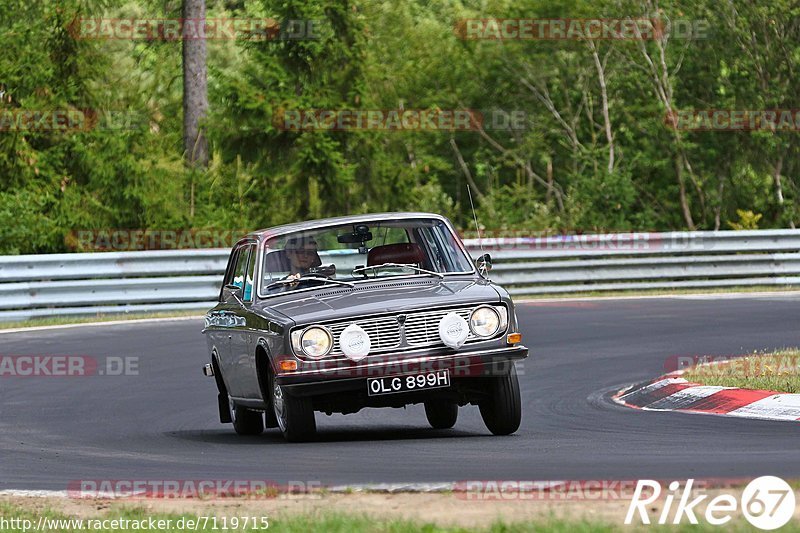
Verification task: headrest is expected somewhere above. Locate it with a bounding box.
[367,243,426,266]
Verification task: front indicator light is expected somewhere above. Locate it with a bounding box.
[507,333,522,344]
[280,360,298,372]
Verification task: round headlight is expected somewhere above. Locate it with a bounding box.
[469,306,500,337]
[300,326,333,358]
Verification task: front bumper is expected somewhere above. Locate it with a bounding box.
[276,344,528,397]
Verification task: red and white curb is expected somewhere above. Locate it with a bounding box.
[613,372,800,422]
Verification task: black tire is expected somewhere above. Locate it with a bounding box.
[231,399,264,436]
[272,373,316,442]
[479,364,522,436]
[255,349,279,429]
[424,400,458,429]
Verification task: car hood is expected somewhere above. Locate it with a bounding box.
[259,277,500,325]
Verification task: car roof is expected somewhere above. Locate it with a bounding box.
[245,212,451,242]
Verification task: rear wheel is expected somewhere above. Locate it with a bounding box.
[230,398,264,436]
[479,364,522,436]
[424,400,458,429]
[272,375,316,442]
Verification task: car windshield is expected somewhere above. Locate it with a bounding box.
[258,218,473,296]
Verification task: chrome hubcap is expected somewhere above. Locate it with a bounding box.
[273,383,286,432]
[229,397,237,423]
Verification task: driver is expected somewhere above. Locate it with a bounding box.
[284,235,321,278]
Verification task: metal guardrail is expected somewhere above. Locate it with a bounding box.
[0,250,227,322]
[0,230,798,322]
[480,230,800,294]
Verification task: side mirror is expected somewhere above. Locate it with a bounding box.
[477,253,492,276]
[222,284,243,302]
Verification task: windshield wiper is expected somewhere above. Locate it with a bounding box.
[352,263,444,279]
[265,275,355,291]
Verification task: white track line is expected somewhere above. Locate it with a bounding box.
[0,490,68,498]
[0,484,459,498]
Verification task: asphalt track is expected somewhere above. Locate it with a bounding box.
[1,294,799,490]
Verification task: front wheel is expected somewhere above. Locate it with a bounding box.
[424,400,458,429]
[230,398,264,436]
[479,364,522,436]
[272,378,316,442]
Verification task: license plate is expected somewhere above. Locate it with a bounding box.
[367,370,450,396]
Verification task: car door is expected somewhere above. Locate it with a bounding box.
[211,244,251,398]
[229,243,262,399]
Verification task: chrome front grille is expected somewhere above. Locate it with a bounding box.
[403,308,476,346]
[318,305,498,358]
[328,315,401,356]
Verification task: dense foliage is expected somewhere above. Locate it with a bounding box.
[1,0,799,253]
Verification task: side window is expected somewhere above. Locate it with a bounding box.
[221,247,242,301]
[232,246,251,291]
[243,245,256,302]
[434,223,473,272]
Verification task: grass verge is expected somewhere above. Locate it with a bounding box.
[0,502,615,533]
[3,494,800,532]
[683,348,800,393]
[0,310,204,331]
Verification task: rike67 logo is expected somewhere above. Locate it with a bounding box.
[626,477,796,530]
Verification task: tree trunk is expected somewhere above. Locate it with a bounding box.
[450,138,485,202]
[632,5,704,228]
[183,0,209,170]
[675,155,695,229]
[772,155,795,228]
[589,42,614,174]
[714,176,724,231]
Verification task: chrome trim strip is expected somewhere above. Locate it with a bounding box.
[284,346,527,377]
[251,213,453,242]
